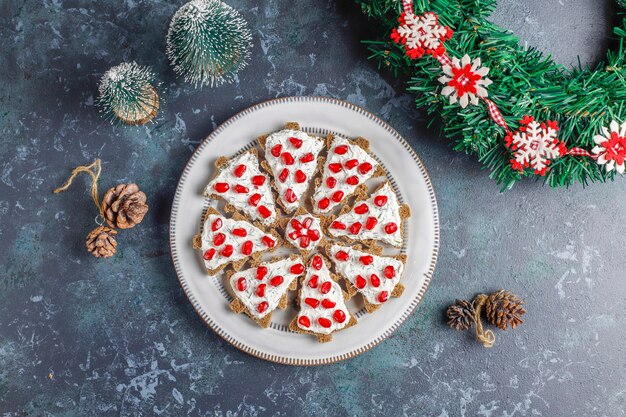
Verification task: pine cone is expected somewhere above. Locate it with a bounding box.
[85,226,118,258]
[485,290,526,330]
[446,299,475,331]
[102,183,148,229]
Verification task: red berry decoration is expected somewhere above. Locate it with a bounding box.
[221,244,233,257]
[326,177,337,188]
[378,291,389,303]
[257,301,268,313]
[211,218,222,231]
[294,170,306,183]
[300,153,314,163]
[334,145,348,154]
[203,248,216,260]
[384,265,395,279]
[355,275,366,289]
[282,152,295,165]
[320,281,332,294]
[234,184,249,194]
[299,236,310,248]
[360,255,373,265]
[298,315,311,328]
[305,298,320,308]
[335,250,349,261]
[308,275,319,288]
[278,168,289,182]
[302,217,313,228]
[269,276,284,287]
[233,164,246,178]
[346,175,359,185]
[236,277,247,291]
[251,175,265,186]
[308,229,320,241]
[374,195,388,207]
[331,221,346,230]
[345,159,359,169]
[365,217,378,230]
[318,318,332,328]
[333,309,346,323]
[321,299,336,309]
[285,188,297,203]
[385,222,398,234]
[289,137,303,148]
[311,256,323,270]
[248,193,261,206]
[256,266,268,280]
[331,190,344,202]
[317,198,330,210]
[349,222,362,234]
[270,144,282,157]
[258,205,272,218]
[213,232,225,246]
[262,236,275,248]
[241,240,253,255]
[290,263,305,274]
[214,182,229,193]
[256,283,266,297]
[358,162,372,174]
[328,163,342,173]
[370,274,381,287]
[354,204,369,214]
[232,228,247,237]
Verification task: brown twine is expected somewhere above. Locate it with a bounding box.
[473,294,496,348]
[53,159,104,217]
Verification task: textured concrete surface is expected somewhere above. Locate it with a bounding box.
[1,0,625,416]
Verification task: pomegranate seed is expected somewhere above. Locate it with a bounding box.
[328,163,342,173]
[256,283,266,297]
[236,277,247,291]
[213,233,225,246]
[298,315,311,328]
[289,137,303,148]
[221,244,233,257]
[203,248,215,260]
[291,219,303,230]
[385,222,398,234]
[384,265,395,279]
[308,229,320,241]
[299,236,310,248]
[365,217,378,230]
[308,275,319,288]
[300,153,315,163]
[346,176,359,185]
[278,168,289,182]
[317,198,330,210]
[349,222,362,234]
[311,256,323,270]
[331,191,344,202]
[370,274,381,287]
[281,152,295,165]
[288,231,299,240]
[331,221,346,230]
[290,263,305,274]
[270,144,282,157]
[234,184,249,193]
[262,236,275,248]
[258,205,272,218]
[378,291,389,303]
[305,298,319,308]
[358,162,372,174]
[334,145,348,154]
[214,183,230,193]
[256,266,268,280]
[335,250,349,261]
[251,175,266,186]
[374,195,388,207]
[284,188,297,203]
[321,299,336,309]
[269,276,284,287]
[360,255,373,265]
[333,309,346,323]
[326,177,337,188]
[302,217,313,228]
[320,281,332,294]
[241,240,253,255]
[318,317,332,328]
[354,204,369,214]
[294,170,306,183]
[355,275,366,289]
[345,159,359,169]
[257,301,268,313]
[233,164,246,178]
[232,228,247,237]
[248,193,261,206]
[211,218,222,231]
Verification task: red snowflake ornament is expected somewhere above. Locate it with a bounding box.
[505,116,567,176]
[391,12,453,59]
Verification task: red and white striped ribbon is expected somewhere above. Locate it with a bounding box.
[434,53,452,67]
[483,98,511,134]
[566,147,596,158]
[402,0,413,14]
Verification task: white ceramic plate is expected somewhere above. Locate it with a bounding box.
[170,97,439,365]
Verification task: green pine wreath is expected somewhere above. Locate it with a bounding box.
[358,0,626,189]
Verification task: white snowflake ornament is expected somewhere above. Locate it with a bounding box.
[506,116,566,176]
[592,120,626,174]
[438,55,492,108]
[391,12,452,59]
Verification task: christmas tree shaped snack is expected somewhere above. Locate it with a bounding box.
[258,122,324,213]
[192,207,280,275]
[326,181,410,248]
[229,255,305,328]
[328,243,406,313]
[312,135,384,215]
[289,253,356,342]
[205,149,278,227]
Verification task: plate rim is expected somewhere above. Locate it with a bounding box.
[169,96,440,366]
